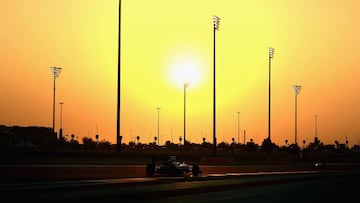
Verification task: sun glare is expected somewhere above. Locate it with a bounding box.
[167,52,204,90]
[173,61,200,86]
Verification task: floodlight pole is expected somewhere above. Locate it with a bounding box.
[50,66,62,151]
[183,83,189,148]
[293,85,302,145]
[237,112,241,144]
[213,15,220,156]
[314,115,318,139]
[52,75,56,135]
[116,0,122,153]
[59,102,64,140]
[268,47,274,142]
[157,107,160,145]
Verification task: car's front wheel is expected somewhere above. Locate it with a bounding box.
[146,163,155,176]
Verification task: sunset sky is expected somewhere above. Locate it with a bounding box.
[1,0,360,147]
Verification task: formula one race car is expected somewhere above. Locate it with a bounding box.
[312,160,326,169]
[146,155,201,177]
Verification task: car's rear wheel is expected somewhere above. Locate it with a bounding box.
[168,164,177,176]
[192,165,201,176]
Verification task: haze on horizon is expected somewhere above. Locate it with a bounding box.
[1,0,360,147]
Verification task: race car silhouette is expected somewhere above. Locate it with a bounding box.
[146,155,201,177]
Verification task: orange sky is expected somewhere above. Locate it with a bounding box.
[1,0,360,146]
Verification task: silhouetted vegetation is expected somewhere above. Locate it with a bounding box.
[1,125,359,164]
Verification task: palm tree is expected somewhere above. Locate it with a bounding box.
[136,136,140,144]
[202,137,206,143]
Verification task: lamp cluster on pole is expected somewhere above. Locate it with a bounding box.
[293,85,302,145]
[269,47,275,59]
[213,15,220,156]
[213,15,220,31]
[50,67,62,78]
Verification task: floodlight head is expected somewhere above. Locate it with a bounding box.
[50,67,62,78]
[293,85,302,94]
[269,47,275,58]
[213,15,220,30]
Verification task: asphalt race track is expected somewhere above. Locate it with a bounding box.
[2,162,357,183]
[1,164,360,202]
